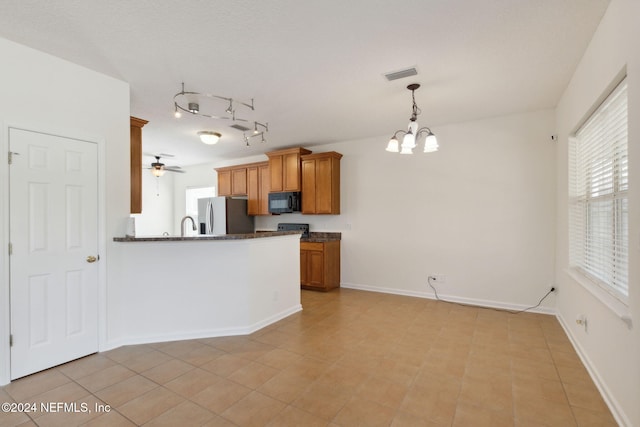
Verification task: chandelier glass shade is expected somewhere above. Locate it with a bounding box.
[386,83,438,154]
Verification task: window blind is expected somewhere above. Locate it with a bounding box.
[569,78,628,299]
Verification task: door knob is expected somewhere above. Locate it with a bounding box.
[86,255,97,263]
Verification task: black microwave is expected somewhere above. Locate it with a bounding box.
[268,192,301,214]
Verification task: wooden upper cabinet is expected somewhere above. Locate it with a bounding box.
[266,147,312,192]
[130,116,148,214]
[215,165,247,196]
[217,169,232,196]
[231,168,247,195]
[283,151,302,191]
[258,162,270,214]
[247,161,270,216]
[301,151,342,214]
[269,154,283,192]
[247,166,259,214]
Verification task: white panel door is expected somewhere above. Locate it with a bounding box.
[9,128,99,380]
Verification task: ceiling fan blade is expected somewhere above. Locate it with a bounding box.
[143,152,175,159]
[165,167,186,173]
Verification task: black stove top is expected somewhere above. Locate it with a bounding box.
[277,223,310,238]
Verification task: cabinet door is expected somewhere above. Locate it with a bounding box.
[269,155,283,192]
[308,251,324,287]
[247,166,259,215]
[300,152,341,215]
[231,168,247,195]
[258,163,270,215]
[301,159,316,214]
[218,170,232,196]
[283,152,301,191]
[130,117,147,214]
[300,249,308,285]
[315,157,333,214]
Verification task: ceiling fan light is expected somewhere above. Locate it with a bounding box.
[386,137,399,152]
[151,167,165,177]
[198,131,221,145]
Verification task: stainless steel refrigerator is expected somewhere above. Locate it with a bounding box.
[197,197,254,235]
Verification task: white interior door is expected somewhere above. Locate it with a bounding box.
[9,128,99,380]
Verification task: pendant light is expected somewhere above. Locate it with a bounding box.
[386,83,438,154]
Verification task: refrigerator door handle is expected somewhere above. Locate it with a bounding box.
[206,201,214,234]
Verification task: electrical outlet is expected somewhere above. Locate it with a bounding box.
[429,274,447,284]
[576,314,588,332]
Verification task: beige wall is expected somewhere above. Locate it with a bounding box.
[169,109,557,312]
[258,110,557,311]
[555,0,639,425]
[0,38,131,384]
[167,108,557,315]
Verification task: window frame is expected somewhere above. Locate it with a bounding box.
[569,77,628,303]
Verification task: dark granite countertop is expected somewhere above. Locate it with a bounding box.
[256,230,341,242]
[302,232,342,242]
[114,231,302,242]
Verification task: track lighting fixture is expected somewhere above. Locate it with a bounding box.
[243,122,268,146]
[173,82,269,146]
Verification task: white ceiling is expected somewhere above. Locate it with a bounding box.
[0,0,609,166]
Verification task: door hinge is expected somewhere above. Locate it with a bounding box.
[8,243,12,255]
[9,335,13,347]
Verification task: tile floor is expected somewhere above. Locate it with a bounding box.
[1,289,617,426]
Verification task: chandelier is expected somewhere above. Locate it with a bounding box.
[173,83,268,145]
[386,83,438,154]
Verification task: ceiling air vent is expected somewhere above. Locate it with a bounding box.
[384,67,418,81]
[230,124,251,132]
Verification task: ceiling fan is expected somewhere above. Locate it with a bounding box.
[145,153,185,177]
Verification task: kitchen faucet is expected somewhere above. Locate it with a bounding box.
[180,216,197,236]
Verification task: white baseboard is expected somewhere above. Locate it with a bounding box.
[100,304,302,352]
[341,282,555,315]
[556,313,631,427]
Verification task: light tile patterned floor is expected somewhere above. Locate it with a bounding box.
[1,289,617,426]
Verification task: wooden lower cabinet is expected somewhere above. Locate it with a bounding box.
[300,240,340,291]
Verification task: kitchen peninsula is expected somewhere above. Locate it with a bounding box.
[112,231,302,346]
